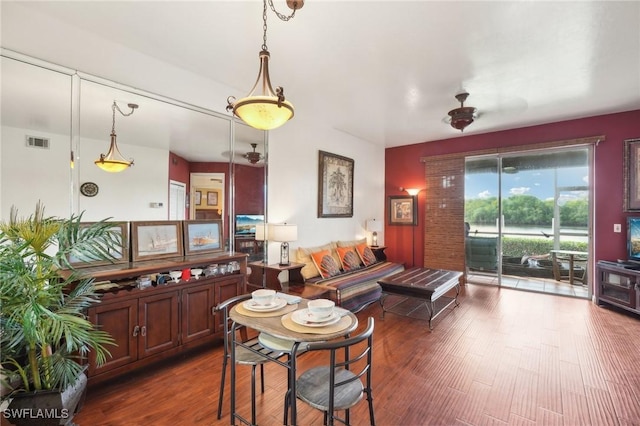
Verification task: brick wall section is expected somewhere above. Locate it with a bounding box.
[422,154,466,272]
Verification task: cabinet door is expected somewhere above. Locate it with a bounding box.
[138,291,180,358]
[87,299,138,376]
[181,282,215,344]
[213,276,244,333]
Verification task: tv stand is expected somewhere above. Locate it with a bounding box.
[596,261,640,316]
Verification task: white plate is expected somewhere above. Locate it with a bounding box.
[243,297,287,312]
[291,309,341,327]
[258,332,305,353]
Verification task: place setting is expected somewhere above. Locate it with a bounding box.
[235,289,299,317]
[282,299,353,334]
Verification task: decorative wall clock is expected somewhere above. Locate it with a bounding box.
[80,182,99,197]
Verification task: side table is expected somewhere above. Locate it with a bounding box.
[371,246,387,262]
[248,261,305,291]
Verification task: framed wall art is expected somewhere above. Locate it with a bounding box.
[317,150,354,218]
[131,220,184,261]
[624,138,640,211]
[68,221,129,267]
[207,191,219,206]
[194,190,202,206]
[183,219,224,255]
[389,195,417,225]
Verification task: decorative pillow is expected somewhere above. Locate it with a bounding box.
[310,250,341,279]
[296,243,338,279]
[355,243,378,267]
[336,238,367,248]
[336,246,362,271]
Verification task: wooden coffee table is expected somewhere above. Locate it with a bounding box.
[378,267,463,330]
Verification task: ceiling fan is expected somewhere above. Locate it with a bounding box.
[243,143,263,164]
[221,143,265,167]
[447,91,478,132]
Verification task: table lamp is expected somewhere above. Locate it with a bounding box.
[269,223,298,266]
[366,219,382,247]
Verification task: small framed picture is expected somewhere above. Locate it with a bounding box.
[131,221,184,261]
[207,191,219,206]
[183,220,224,255]
[68,222,129,267]
[389,196,417,225]
[624,138,640,211]
[194,191,202,206]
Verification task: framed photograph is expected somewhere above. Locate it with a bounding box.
[317,150,354,218]
[131,221,184,262]
[624,138,640,211]
[194,191,202,206]
[68,222,129,267]
[389,195,417,225]
[183,219,224,255]
[207,191,219,206]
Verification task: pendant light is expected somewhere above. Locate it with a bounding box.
[95,101,137,172]
[226,0,303,131]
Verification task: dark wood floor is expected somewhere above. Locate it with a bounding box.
[74,284,640,425]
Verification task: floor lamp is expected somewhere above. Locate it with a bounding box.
[403,188,420,267]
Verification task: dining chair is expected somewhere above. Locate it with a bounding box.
[214,293,286,424]
[294,317,375,426]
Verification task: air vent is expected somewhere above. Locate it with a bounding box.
[26,136,50,149]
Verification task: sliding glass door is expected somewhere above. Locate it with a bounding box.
[465,146,591,298]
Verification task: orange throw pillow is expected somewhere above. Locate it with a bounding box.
[355,243,377,266]
[336,246,362,271]
[310,250,341,278]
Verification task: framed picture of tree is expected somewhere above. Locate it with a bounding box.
[317,150,354,218]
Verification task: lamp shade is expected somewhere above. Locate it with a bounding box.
[366,219,382,233]
[269,223,297,242]
[255,223,267,241]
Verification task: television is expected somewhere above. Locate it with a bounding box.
[235,214,264,236]
[627,216,640,263]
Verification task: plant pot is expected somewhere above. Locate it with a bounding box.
[5,371,87,426]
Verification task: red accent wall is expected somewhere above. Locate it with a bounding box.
[385,109,640,267]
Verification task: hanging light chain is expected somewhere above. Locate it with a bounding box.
[111,101,138,134]
[262,0,300,51]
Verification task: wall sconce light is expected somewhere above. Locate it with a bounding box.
[226,0,304,131]
[95,101,137,172]
[400,187,421,196]
[269,223,298,266]
[366,219,382,247]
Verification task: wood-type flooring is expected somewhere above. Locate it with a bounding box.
[72,284,640,425]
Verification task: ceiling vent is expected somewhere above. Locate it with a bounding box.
[26,136,50,149]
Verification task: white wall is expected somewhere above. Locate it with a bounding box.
[77,137,169,221]
[267,118,385,263]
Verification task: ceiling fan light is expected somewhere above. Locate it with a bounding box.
[448,106,478,131]
[447,92,477,132]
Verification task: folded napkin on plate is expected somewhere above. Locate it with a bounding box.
[276,292,302,304]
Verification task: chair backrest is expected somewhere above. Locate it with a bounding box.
[214,293,252,357]
[303,317,375,405]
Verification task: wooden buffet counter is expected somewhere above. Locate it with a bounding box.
[63,252,248,384]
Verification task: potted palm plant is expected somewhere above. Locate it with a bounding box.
[0,202,119,425]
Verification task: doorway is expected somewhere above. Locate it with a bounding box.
[464,146,591,298]
[189,173,225,221]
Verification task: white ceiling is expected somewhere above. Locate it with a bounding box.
[2,1,640,150]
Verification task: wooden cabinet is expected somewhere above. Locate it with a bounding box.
[82,253,247,384]
[595,261,640,316]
